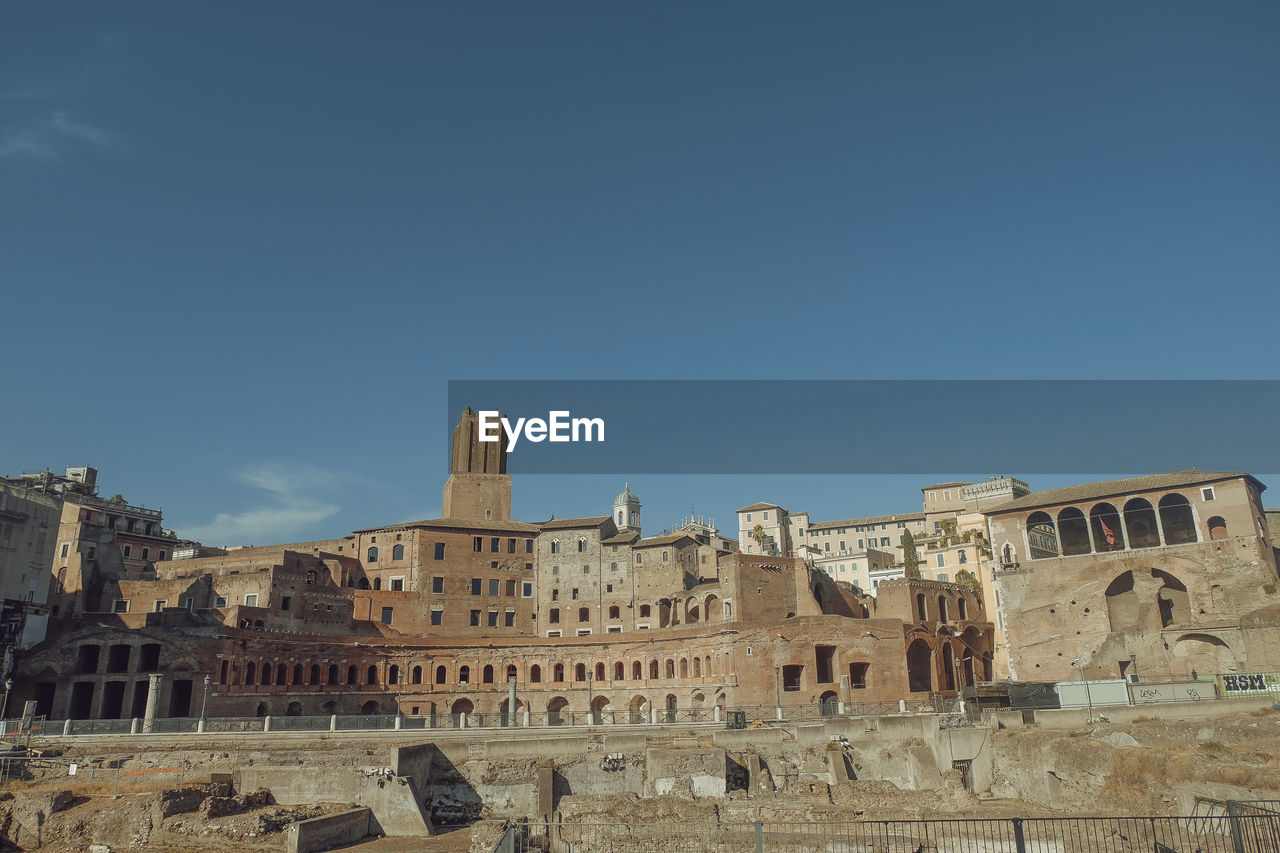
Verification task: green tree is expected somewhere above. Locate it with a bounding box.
[751,524,768,553]
[901,530,922,579]
[954,569,981,589]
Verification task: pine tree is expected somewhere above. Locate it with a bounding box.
[901,530,922,579]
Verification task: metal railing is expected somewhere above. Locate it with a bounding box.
[496,812,1280,852]
[2,696,969,739]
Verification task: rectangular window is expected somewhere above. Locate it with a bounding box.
[576,628,592,636]
[159,551,166,561]
[583,565,590,574]
[491,537,499,552]
[526,539,534,553]
[506,579,516,596]
[60,543,69,558]
[434,543,445,560]
[470,609,480,626]
[1201,487,1216,501]
[113,599,129,613]
[607,625,621,633]
[471,578,482,595]
[432,576,444,594]
[153,600,167,612]
[390,577,404,591]
[244,593,258,607]
[473,536,483,552]
[936,554,945,568]
[525,562,533,571]
[550,608,560,624]
[281,596,291,611]
[546,630,561,637]
[430,609,443,626]
[141,548,149,560]
[489,578,499,596]
[381,607,394,625]
[488,610,498,627]
[571,588,579,600]
[123,545,132,558]
[504,610,515,627]
[508,538,516,553]
[522,582,533,597]
[763,511,769,520]
[782,664,803,692]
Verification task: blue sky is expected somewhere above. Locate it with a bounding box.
[2,3,1277,546]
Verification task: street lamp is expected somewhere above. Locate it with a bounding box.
[1072,659,1093,723]
[586,671,594,725]
[2,678,13,721]
[199,675,211,724]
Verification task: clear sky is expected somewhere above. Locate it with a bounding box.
[2,3,1277,546]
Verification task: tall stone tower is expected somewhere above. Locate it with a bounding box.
[442,407,512,521]
[613,483,641,535]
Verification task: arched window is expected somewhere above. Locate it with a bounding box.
[632,661,642,680]
[388,665,399,685]
[1159,494,1197,545]
[906,639,932,693]
[958,598,967,620]
[245,662,256,684]
[937,596,948,623]
[366,665,378,685]
[693,657,701,677]
[308,664,320,684]
[640,604,651,618]
[1090,503,1124,551]
[277,663,287,684]
[1058,507,1091,555]
[578,537,587,552]
[260,661,272,685]
[679,658,688,678]
[595,662,605,681]
[292,664,302,684]
[958,550,967,564]
[458,665,470,684]
[373,577,381,590]
[507,664,517,681]
[614,661,624,680]
[1208,516,1228,540]
[916,593,927,621]
[392,544,404,561]
[328,664,338,684]
[483,664,494,684]
[412,666,422,684]
[1123,498,1160,549]
[530,664,542,683]
[367,546,378,562]
[705,655,712,676]
[665,659,675,678]
[575,663,586,681]
[1026,511,1059,559]
[649,660,659,679]
[554,663,565,682]
[347,665,357,685]
[435,665,447,684]
[551,539,560,554]
[578,607,589,622]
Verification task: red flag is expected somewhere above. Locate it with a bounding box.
[1100,517,1116,546]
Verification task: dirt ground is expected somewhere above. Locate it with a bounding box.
[1,706,1277,851]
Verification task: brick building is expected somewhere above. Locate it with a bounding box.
[10,408,993,722]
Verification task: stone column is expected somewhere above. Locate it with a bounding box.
[838,674,852,714]
[507,677,517,728]
[142,673,163,733]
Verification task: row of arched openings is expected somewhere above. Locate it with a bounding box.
[1024,493,1225,560]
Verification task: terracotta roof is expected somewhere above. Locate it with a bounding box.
[365,517,540,534]
[808,513,925,531]
[602,531,641,545]
[537,515,612,531]
[634,531,697,547]
[921,481,971,491]
[736,502,783,513]
[986,470,1263,514]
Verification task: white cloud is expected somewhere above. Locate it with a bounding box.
[178,464,342,547]
[0,110,118,162]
